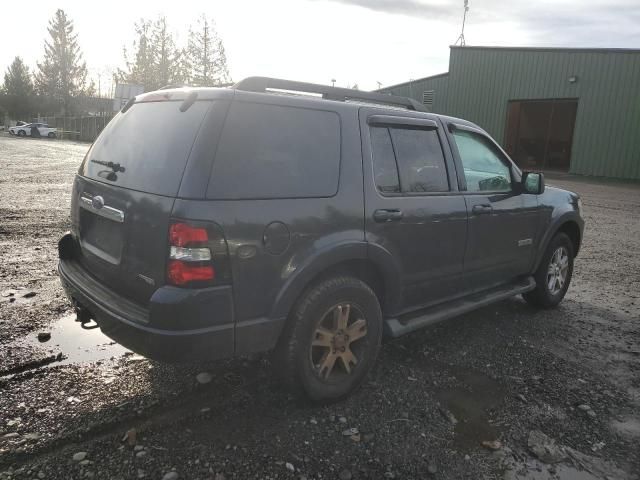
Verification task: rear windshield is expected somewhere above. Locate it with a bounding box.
[81,100,211,196]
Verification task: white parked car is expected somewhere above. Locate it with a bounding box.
[9,122,57,138]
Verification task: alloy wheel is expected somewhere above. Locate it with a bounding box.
[547,246,569,295]
[310,303,368,380]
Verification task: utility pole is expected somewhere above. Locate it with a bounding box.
[331,78,336,87]
[98,74,102,116]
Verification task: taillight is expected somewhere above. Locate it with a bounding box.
[169,223,208,247]
[167,222,215,287]
[167,260,214,285]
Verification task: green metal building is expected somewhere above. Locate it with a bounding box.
[380,46,640,180]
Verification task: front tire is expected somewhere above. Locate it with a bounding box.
[18,130,26,137]
[523,232,574,308]
[274,276,383,403]
[47,132,56,138]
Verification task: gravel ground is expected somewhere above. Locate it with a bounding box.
[0,135,639,480]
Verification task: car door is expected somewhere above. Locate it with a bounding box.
[361,109,468,312]
[446,122,540,290]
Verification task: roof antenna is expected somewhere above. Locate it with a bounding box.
[454,0,469,46]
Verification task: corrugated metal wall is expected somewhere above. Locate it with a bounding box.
[379,73,449,113]
[381,47,640,180]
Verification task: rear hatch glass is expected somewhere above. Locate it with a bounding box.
[73,99,213,306]
[80,100,211,196]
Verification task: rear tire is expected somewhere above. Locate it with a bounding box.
[47,132,56,138]
[273,276,383,403]
[18,130,26,137]
[523,232,574,308]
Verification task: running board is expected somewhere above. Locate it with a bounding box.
[384,276,536,338]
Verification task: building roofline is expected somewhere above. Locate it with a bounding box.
[377,72,449,91]
[450,45,640,54]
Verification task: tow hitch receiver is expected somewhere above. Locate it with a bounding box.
[73,302,99,330]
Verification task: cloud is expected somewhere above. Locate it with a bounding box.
[309,0,459,20]
[311,0,640,48]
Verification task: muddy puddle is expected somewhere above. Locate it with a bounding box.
[436,368,505,449]
[6,314,129,374]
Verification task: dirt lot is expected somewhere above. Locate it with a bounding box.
[0,135,639,480]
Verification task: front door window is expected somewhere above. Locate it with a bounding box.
[452,130,512,193]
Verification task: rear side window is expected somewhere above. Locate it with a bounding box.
[207,102,340,199]
[370,125,449,194]
[81,101,211,196]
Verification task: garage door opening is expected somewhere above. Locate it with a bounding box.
[505,99,578,172]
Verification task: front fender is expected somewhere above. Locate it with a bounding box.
[533,209,584,272]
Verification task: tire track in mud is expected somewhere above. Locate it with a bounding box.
[0,354,65,381]
[0,366,266,468]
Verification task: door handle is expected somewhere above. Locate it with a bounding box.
[373,209,404,222]
[472,204,493,215]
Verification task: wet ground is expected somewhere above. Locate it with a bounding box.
[0,135,639,479]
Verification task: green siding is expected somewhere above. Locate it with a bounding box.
[381,47,640,180]
[379,73,449,113]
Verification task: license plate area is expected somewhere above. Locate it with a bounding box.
[79,209,124,265]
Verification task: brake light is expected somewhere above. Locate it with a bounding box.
[167,222,214,286]
[167,260,214,285]
[169,223,208,247]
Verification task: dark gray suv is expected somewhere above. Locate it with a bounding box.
[58,77,584,401]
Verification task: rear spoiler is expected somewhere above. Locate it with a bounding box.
[121,90,199,113]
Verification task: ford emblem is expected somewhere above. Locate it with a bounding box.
[92,195,105,209]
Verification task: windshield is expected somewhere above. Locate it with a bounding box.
[80,100,211,196]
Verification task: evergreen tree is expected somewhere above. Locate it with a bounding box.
[35,9,88,114]
[151,16,184,88]
[2,56,34,120]
[119,16,184,91]
[186,15,232,87]
[118,19,156,90]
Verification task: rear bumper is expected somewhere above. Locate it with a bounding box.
[58,255,235,362]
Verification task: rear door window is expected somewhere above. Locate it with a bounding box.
[81,100,211,196]
[370,127,400,194]
[207,102,341,199]
[390,128,449,193]
[370,125,449,194]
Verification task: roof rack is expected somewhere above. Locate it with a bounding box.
[233,76,426,112]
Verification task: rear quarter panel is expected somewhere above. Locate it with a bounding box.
[171,98,366,354]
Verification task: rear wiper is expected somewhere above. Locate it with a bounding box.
[90,159,126,173]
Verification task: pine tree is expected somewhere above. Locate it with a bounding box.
[119,16,184,91]
[2,56,34,119]
[186,15,232,87]
[151,16,184,88]
[118,19,156,90]
[35,9,88,114]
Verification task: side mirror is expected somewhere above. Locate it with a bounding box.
[521,172,545,194]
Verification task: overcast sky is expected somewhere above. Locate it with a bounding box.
[2,0,639,92]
